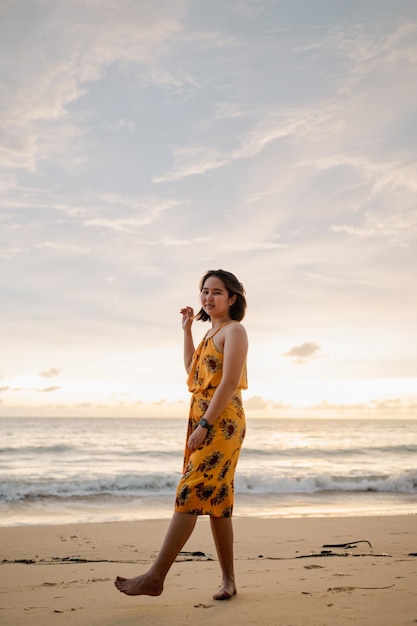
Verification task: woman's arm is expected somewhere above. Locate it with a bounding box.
[203,323,247,424]
[181,306,195,373]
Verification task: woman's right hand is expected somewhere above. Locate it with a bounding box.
[180,306,194,330]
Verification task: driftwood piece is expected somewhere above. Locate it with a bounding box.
[322,540,372,549]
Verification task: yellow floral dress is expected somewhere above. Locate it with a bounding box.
[175,321,247,517]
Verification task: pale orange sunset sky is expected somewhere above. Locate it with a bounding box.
[1,0,416,419]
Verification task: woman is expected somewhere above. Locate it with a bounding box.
[115,269,248,601]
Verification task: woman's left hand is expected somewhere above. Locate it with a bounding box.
[187,426,208,451]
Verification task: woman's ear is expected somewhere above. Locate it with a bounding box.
[229,294,237,306]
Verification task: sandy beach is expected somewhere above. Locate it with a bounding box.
[1,515,416,625]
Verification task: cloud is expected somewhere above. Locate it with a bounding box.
[307,398,417,416]
[271,401,292,411]
[309,400,370,412]
[371,398,417,413]
[343,21,417,86]
[212,102,250,120]
[79,193,181,231]
[158,236,210,247]
[0,187,181,245]
[152,146,230,182]
[282,342,324,364]
[224,240,289,252]
[331,201,417,247]
[300,152,417,246]
[0,246,30,260]
[1,0,188,172]
[299,153,417,194]
[38,386,61,393]
[152,104,339,183]
[36,242,90,256]
[105,118,137,133]
[244,395,270,411]
[39,368,61,378]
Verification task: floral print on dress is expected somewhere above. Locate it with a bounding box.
[176,484,192,507]
[221,419,238,440]
[197,397,210,415]
[211,484,229,506]
[197,450,224,481]
[196,482,216,501]
[204,354,221,374]
[218,459,232,481]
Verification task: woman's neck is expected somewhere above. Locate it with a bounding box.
[210,315,232,329]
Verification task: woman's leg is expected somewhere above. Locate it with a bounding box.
[115,511,197,596]
[210,516,237,600]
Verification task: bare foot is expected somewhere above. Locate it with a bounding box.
[213,579,237,601]
[114,573,163,597]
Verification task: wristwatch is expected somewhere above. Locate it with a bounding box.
[199,418,211,429]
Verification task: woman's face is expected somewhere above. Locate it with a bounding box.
[200,275,236,319]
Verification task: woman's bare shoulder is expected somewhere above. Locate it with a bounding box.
[224,321,247,340]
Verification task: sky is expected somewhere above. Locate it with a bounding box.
[1,0,416,419]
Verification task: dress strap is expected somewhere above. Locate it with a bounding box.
[204,320,235,340]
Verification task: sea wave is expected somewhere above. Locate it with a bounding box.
[1,467,416,504]
[235,468,417,494]
[241,444,417,457]
[0,473,179,502]
[2,442,416,461]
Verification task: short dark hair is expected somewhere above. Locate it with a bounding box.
[195,269,247,322]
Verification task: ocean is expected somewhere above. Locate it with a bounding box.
[1,417,416,526]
